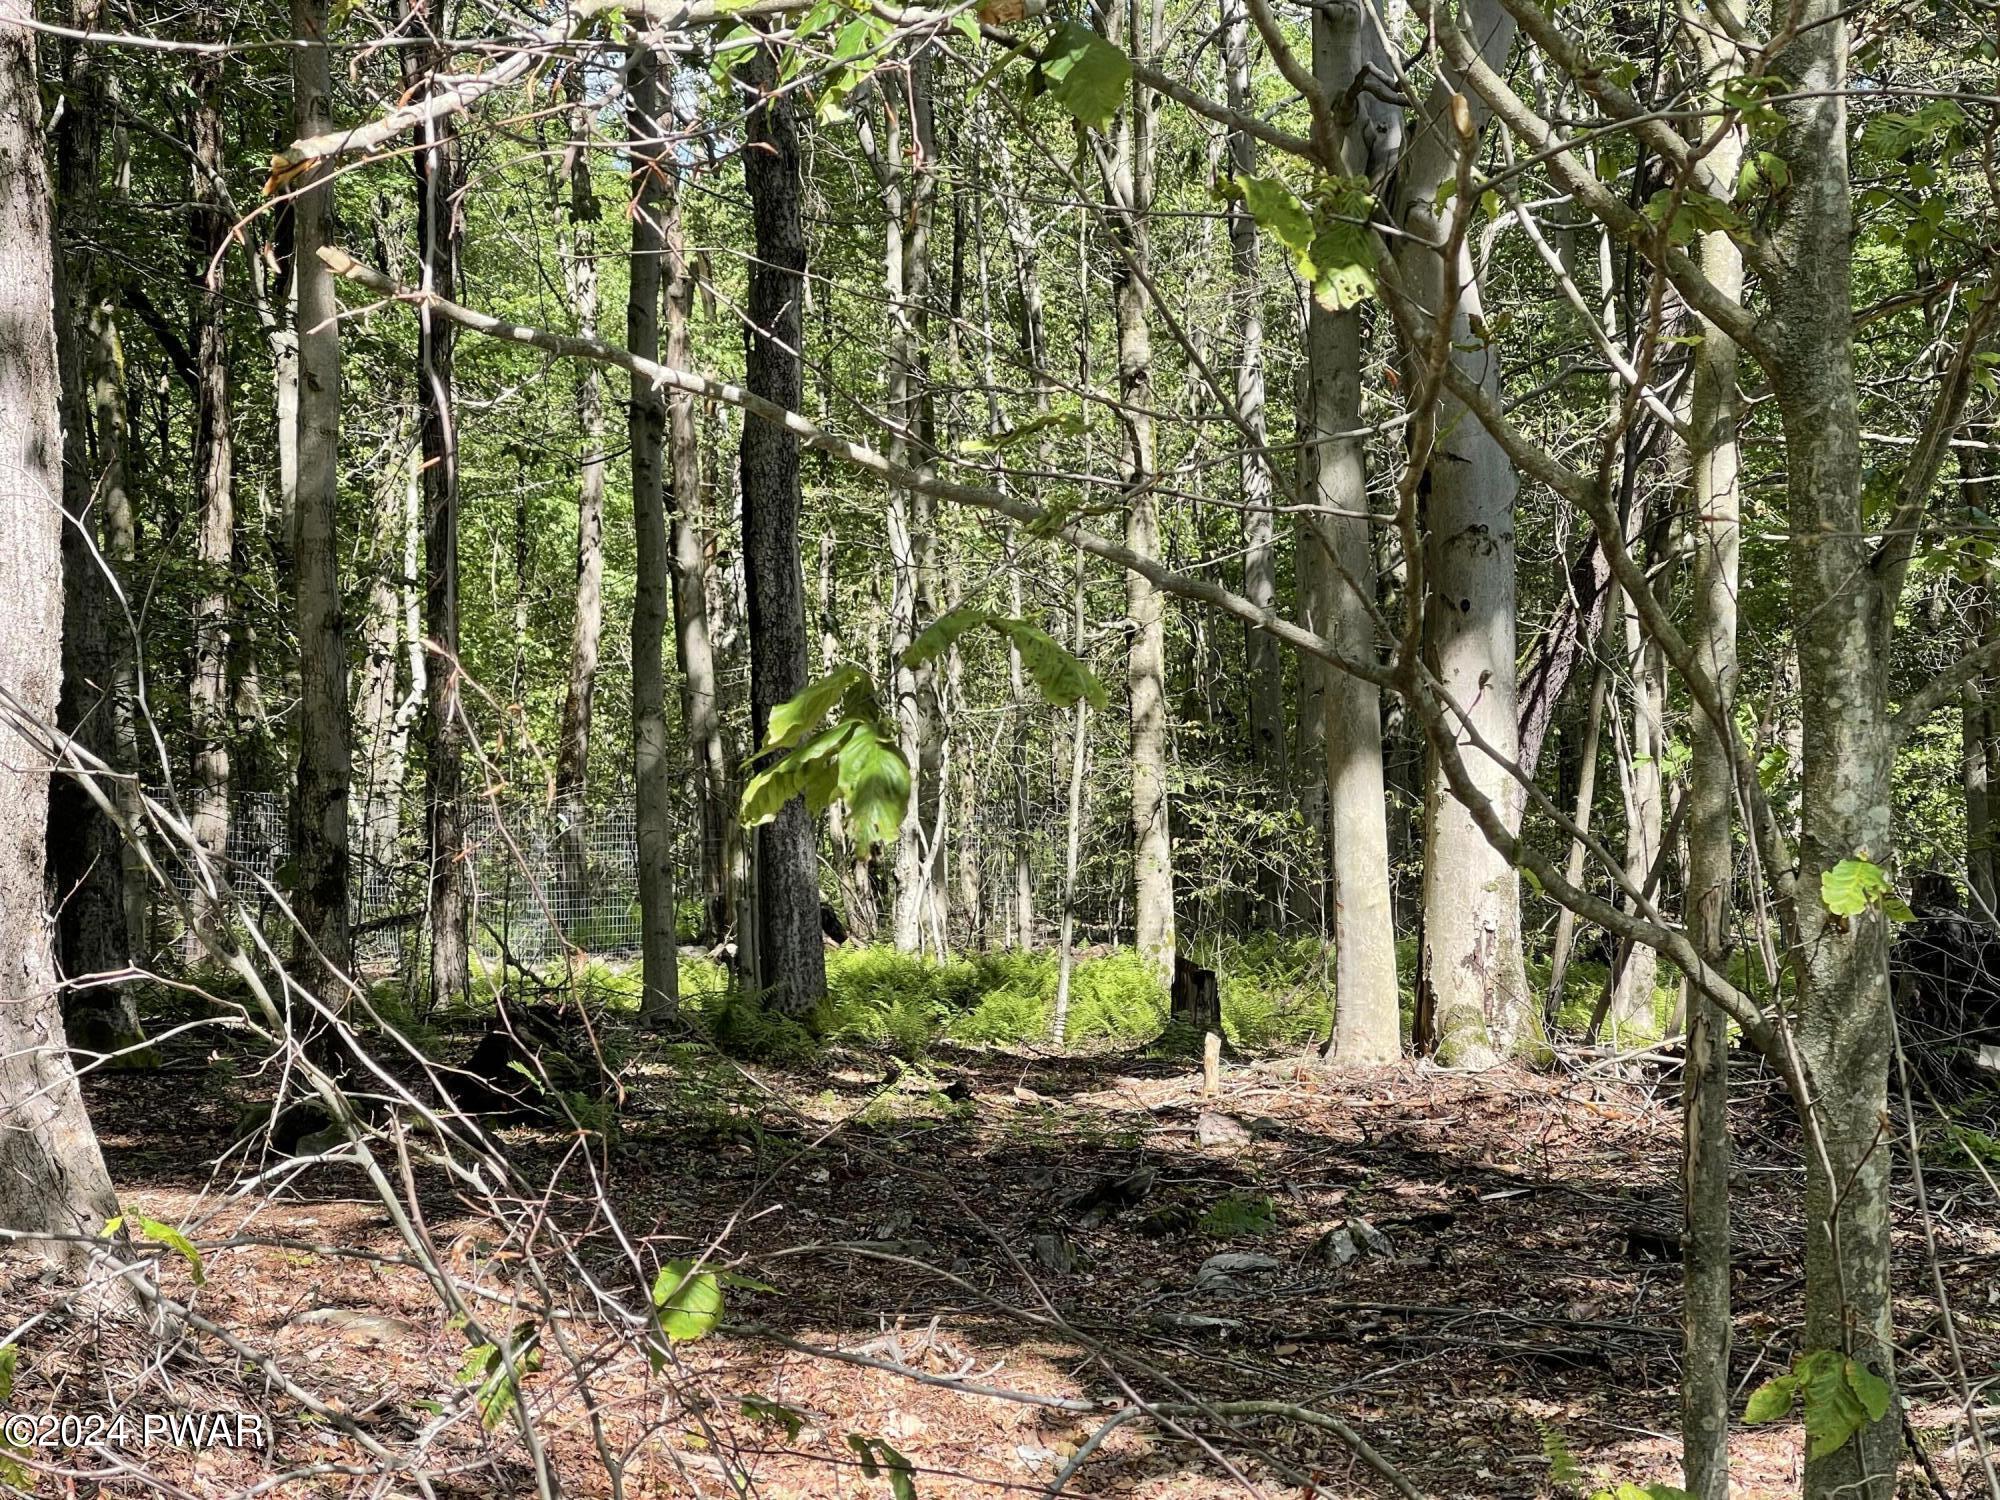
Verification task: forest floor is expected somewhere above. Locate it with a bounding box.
[12,1015,2000,1499]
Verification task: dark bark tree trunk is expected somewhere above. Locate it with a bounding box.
[49,0,146,1057]
[403,13,469,1011]
[737,36,827,1014]
[0,0,124,1269]
[628,45,681,1018]
[288,0,355,1024]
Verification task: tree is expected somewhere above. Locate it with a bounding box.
[0,0,123,1271]
[1302,0,1401,1064]
[1101,0,1175,985]
[186,40,234,948]
[287,0,355,1023]
[553,74,607,929]
[1397,0,1531,1069]
[628,42,681,1019]
[49,0,146,1058]
[403,7,470,1011]
[737,35,828,1013]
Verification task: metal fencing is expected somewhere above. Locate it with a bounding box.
[152,789,700,970]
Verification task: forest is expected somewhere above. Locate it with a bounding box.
[0,0,1997,1491]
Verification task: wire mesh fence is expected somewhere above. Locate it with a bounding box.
[151,788,703,970]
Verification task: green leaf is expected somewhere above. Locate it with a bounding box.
[0,1344,16,1404]
[1742,1372,1799,1423]
[104,1213,206,1285]
[904,606,999,670]
[1844,1358,1891,1423]
[741,1395,807,1439]
[653,1258,724,1344]
[1820,856,1903,920]
[454,1332,543,1430]
[845,1435,918,1497]
[991,619,1108,710]
[835,717,912,855]
[765,664,868,755]
[1036,20,1129,132]
[1233,174,1314,258]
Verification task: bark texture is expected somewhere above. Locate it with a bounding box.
[1306,0,1400,1064]
[404,15,469,1012]
[738,38,827,1013]
[629,47,681,1018]
[288,0,355,1015]
[1104,0,1174,983]
[0,0,124,1270]
[1398,0,1531,1068]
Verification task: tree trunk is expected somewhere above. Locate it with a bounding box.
[0,0,124,1271]
[1609,611,1665,1035]
[628,46,681,1019]
[403,19,469,1011]
[1679,25,1744,1487]
[1224,0,1285,924]
[186,48,234,951]
[663,160,735,953]
[1545,647,1611,1019]
[1965,580,1996,917]
[353,444,418,883]
[737,36,826,1013]
[89,292,151,956]
[1053,552,1091,1043]
[553,79,606,937]
[1104,0,1174,984]
[288,0,355,1019]
[1305,0,1401,1064]
[48,0,146,1057]
[1399,0,1531,1067]
[1767,5,1899,1489]
[863,63,941,955]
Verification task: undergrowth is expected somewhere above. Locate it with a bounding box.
[675,940,1343,1060]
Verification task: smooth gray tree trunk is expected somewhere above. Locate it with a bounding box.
[1398,0,1531,1068]
[1306,0,1401,1064]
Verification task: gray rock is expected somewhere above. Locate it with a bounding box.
[1196,1251,1281,1286]
[1196,1110,1252,1148]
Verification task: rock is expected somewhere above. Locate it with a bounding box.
[1196,1251,1281,1287]
[1150,1311,1244,1334]
[1310,1227,1361,1267]
[1308,1217,1391,1267]
[1196,1110,1252,1148]
[1067,1166,1157,1226]
[1346,1215,1394,1257]
[1031,1230,1083,1274]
